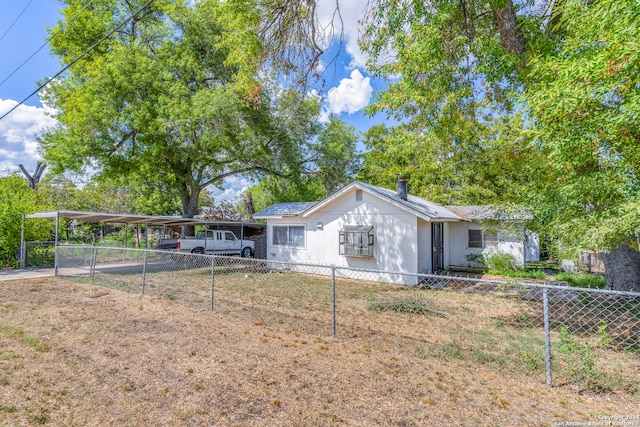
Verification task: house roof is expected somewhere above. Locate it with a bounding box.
[253,202,318,219]
[254,182,535,225]
[296,181,462,222]
[445,206,496,221]
[446,205,533,221]
[354,181,462,221]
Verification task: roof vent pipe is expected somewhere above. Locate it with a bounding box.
[397,178,408,201]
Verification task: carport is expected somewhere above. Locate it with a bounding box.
[20,210,266,268]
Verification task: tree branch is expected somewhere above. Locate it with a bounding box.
[108,130,137,156]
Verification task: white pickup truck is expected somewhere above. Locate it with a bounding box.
[176,230,254,257]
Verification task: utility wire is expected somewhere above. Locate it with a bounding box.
[0,0,155,121]
[0,0,98,89]
[0,0,34,44]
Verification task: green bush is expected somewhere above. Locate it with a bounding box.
[97,230,137,247]
[0,175,53,267]
[555,272,606,289]
[484,253,547,279]
[486,253,518,272]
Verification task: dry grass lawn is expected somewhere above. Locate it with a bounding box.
[0,277,639,426]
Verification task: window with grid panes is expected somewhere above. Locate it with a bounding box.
[339,226,374,257]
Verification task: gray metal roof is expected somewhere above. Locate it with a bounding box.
[354,182,462,221]
[446,205,533,221]
[253,182,535,223]
[253,202,318,219]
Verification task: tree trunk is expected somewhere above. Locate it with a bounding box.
[491,0,526,57]
[602,245,640,293]
[180,188,201,237]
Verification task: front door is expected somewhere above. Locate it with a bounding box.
[431,222,444,273]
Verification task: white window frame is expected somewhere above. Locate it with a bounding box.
[272,225,306,248]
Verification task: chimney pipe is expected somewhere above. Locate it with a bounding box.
[397,178,408,201]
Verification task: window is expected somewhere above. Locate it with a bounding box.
[339,226,374,257]
[224,232,236,241]
[273,225,305,247]
[468,229,497,248]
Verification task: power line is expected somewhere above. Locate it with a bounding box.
[0,0,98,90]
[0,0,155,122]
[0,0,34,45]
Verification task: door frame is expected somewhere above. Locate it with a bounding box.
[431,222,444,273]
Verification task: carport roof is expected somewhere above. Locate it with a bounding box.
[25,210,263,227]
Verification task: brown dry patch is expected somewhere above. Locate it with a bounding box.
[0,277,637,426]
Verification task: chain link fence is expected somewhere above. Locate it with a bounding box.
[55,245,640,392]
[21,241,56,268]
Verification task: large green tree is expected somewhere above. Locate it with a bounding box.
[524,0,640,290]
[41,0,320,230]
[359,115,544,206]
[245,116,361,214]
[357,0,640,290]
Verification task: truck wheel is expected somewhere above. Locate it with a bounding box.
[191,248,205,255]
[241,247,252,258]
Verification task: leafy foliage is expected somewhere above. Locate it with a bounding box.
[525,0,640,252]
[246,116,361,213]
[313,116,362,195]
[40,0,321,220]
[0,176,52,267]
[358,0,640,290]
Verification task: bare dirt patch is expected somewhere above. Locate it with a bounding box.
[0,278,638,426]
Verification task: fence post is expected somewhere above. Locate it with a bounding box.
[210,255,215,311]
[332,266,336,338]
[543,285,553,387]
[89,247,97,281]
[53,212,60,276]
[141,249,148,294]
[20,214,26,269]
[54,246,59,277]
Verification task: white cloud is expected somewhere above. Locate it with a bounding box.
[0,99,56,175]
[322,69,372,120]
[211,175,252,203]
[317,0,370,69]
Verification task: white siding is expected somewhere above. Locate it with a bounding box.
[417,219,431,274]
[526,232,540,262]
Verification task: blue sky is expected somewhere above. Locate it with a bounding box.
[0,0,385,201]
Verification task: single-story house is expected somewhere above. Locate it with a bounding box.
[253,180,539,284]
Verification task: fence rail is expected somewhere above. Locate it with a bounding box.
[55,245,640,391]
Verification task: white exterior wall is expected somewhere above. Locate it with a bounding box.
[447,221,530,268]
[526,232,540,262]
[265,188,421,284]
[417,219,431,274]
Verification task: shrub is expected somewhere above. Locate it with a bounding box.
[555,272,606,289]
[486,253,519,273]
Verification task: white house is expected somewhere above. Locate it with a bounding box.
[253,180,539,284]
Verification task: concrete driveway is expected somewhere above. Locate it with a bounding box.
[0,268,55,281]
